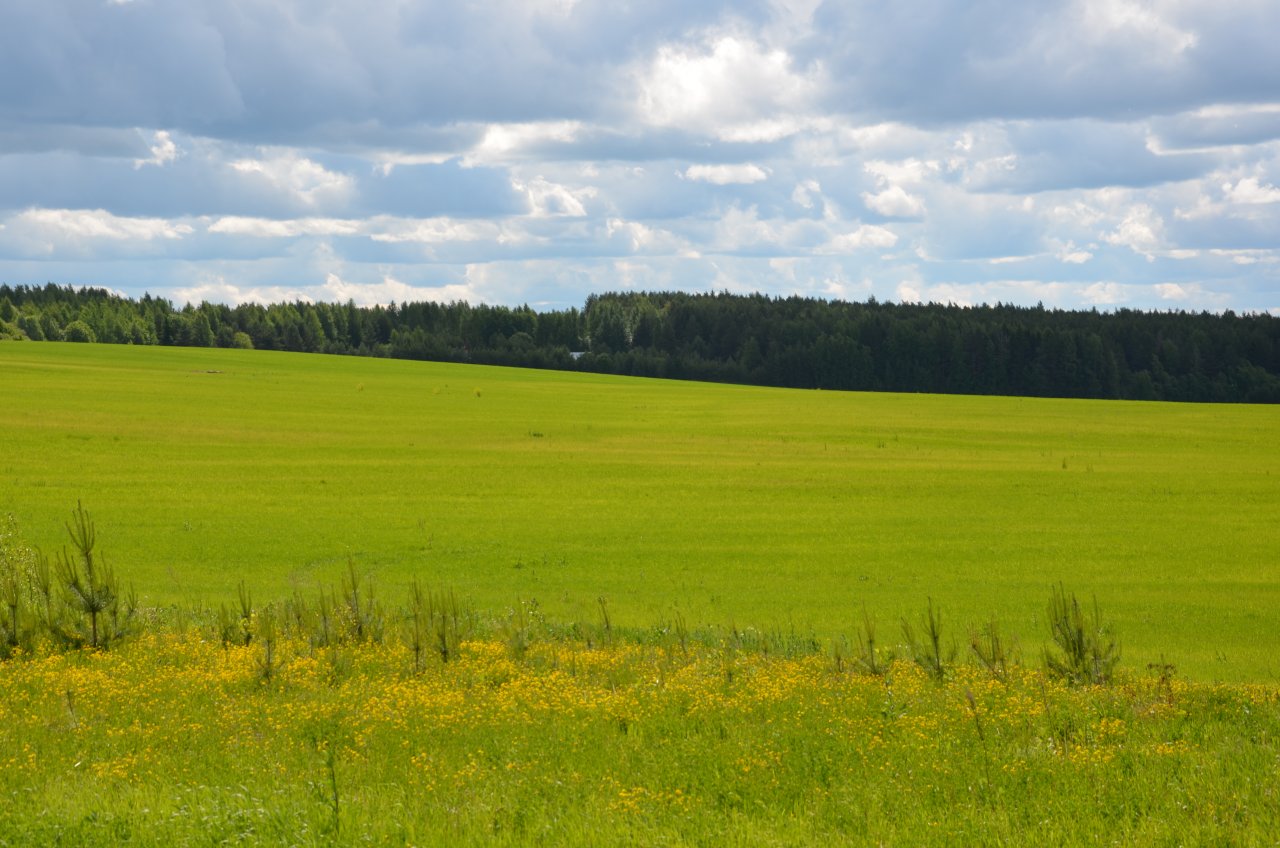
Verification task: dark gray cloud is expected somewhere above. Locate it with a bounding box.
[808,0,1280,123]
[970,120,1216,193]
[0,0,750,143]
[1150,107,1280,150]
[0,2,243,130]
[0,123,150,157]
[353,161,526,218]
[503,127,789,166]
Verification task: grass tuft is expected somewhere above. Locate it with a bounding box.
[1044,583,1120,686]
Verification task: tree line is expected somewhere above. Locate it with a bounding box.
[2,283,1278,402]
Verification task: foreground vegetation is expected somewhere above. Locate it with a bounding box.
[3,615,1278,845]
[2,506,1278,844]
[3,385,1277,843]
[3,343,1279,680]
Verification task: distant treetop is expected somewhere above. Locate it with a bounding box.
[2,284,1276,403]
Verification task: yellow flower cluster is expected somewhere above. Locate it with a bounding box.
[0,627,1268,816]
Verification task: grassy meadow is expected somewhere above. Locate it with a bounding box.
[2,629,1278,846]
[5,340,1280,845]
[2,341,1279,679]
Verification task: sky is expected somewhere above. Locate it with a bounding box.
[2,0,1279,314]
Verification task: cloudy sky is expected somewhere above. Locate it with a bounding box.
[2,0,1279,313]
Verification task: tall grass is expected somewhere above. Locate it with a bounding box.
[1044,582,1121,685]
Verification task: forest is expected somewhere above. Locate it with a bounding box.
[2,283,1278,402]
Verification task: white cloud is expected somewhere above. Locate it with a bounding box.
[1102,204,1163,259]
[318,273,485,307]
[1047,199,1109,229]
[611,258,682,290]
[862,185,925,218]
[716,117,818,143]
[133,130,178,169]
[372,152,454,176]
[1052,239,1094,264]
[173,272,493,308]
[791,179,821,209]
[889,279,1106,310]
[172,278,315,306]
[964,153,1020,185]
[1150,282,1230,309]
[204,215,520,250]
[207,216,362,238]
[916,282,979,307]
[16,208,192,241]
[818,272,873,302]
[603,218,688,254]
[1155,282,1190,300]
[463,121,583,167]
[512,176,595,217]
[1223,177,1280,205]
[712,204,776,251]
[710,204,825,253]
[1078,0,1197,57]
[368,218,503,245]
[682,163,769,185]
[1176,175,1280,222]
[634,35,819,138]
[864,158,940,186]
[1208,248,1280,266]
[823,225,898,253]
[1081,281,1128,304]
[860,158,935,217]
[229,152,353,207]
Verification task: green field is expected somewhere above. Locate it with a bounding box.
[4,632,1278,846]
[3,342,1278,680]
